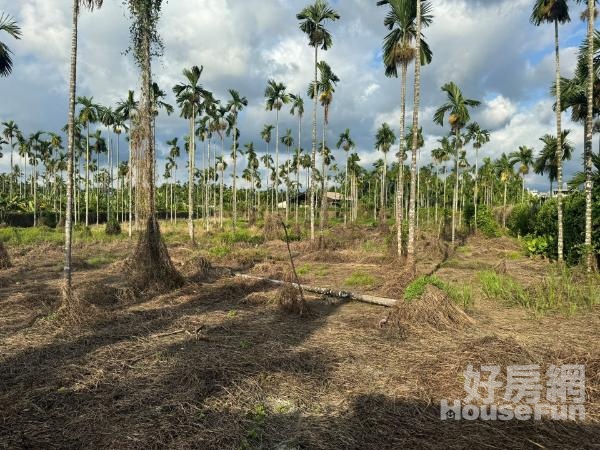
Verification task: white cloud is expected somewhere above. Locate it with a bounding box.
[480,95,517,130]
[0,0,590,191]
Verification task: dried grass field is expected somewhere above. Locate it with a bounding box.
[0,221,599,449]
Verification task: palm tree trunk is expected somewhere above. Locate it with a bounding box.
[33,159,37,226]
[296,115,301,225]
[503,181,508,228]
[85,124,90,226]
[275,109,280,214]
[380,154,387,223]
[584,0,595,272]
[233,117,238,230]
[452,130,460,244]
[205,138,210,231]
[285,145,290,222]
[310,45,318,242]
[416,149,420,229]
[188,111,195,242]
[64,1,79,300]
[128,119,133,237]
[320,110,327,238]
[554,19,564,263]
[406,0,421,270]
[9,136,13,199]
[396,62,408,256]
[220,168,224,228]
[474,148,479,230]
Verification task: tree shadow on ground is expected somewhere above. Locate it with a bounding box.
[1,266,598,449]
[0,268,353,448]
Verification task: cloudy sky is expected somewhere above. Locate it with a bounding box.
[0,0,591,191]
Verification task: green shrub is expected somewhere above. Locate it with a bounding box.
[105,219,121,235]
[523,234,553,259]
[507,202,537,236]
[37,212,57,228]
[476,206,501,237]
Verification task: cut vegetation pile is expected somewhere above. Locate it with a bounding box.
[388,284,474,335]
[262,213,283,241]
[276,271,310,317]
[0,241,11,269]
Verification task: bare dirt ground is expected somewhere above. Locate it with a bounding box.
[0,226,599,449]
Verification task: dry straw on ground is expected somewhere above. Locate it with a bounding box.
[276,271,311,317]
[388,285,475,335]
[0,241,12,269]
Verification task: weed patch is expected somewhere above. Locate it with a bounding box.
[344,271,377,287]
[478,269,599,315]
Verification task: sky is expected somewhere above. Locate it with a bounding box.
[0,0,593,192]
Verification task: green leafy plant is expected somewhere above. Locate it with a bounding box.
[475,206,501,237]
[523,234,553,259]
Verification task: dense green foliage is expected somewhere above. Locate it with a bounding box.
[475,206,501,237]
[507,192,599,265]
[105,218,121,235]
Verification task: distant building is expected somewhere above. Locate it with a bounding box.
[277,191,349,209]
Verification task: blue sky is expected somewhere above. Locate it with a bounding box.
[0,0,593,192]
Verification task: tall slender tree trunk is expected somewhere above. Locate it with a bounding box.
[474,148,479,230]
[310,45,318,242]
[584,0,595,272]
[406,0,421,270]
[344,151,349,226]
[396,62,408,256]
[416,149,421,229]
[128,119,133,237]
[554,19,564,263]
[380,154,387,223]
[320,109,327,239]
[63,0,79,302]
[452,130,460,244]
[8,136,13,199]
[220,168,224,228]
[220,137,224,226]
[233,118,238,230]
[33,159,37,226]
[503,181,508,228]
[275,110,280,216]
[85,125,90,226]
[188,111,195,242]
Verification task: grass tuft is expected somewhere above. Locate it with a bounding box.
[478,269,599,315]
[344,271,377,287]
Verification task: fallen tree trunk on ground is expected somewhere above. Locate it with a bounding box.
[234,273,397,307]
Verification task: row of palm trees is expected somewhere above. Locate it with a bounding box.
[2,112,561,235]
[530,0,596,271]
[1,0,596,298]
